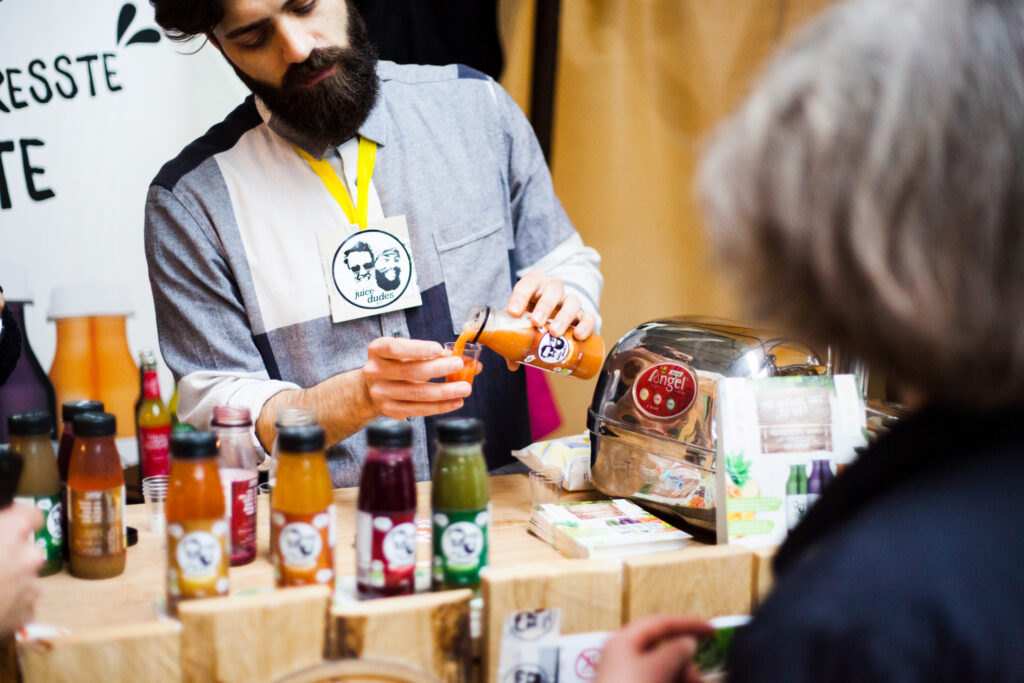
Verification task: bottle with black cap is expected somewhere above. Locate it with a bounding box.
[431,417,489,592]
[9,411,62,576]
[166,430,229,615]
[67,411,126,579]
[57,399,104,560]
[272,424,335,589]
[356,418,416,598]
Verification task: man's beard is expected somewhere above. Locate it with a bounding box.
[230,12,380,149]
[376,268,401,291]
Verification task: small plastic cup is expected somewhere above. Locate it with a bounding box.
[141,475,169,534]
[258,482,271,496]
[529,470,563,507]
[445,341,482,386]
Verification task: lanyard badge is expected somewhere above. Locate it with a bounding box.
[301,138,423,323]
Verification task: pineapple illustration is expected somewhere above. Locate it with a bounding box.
[726,452,760,521]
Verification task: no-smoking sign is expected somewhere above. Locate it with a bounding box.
[574,648,602,680]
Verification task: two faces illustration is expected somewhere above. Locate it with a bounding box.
[343,240,402,292]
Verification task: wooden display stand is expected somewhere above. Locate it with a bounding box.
[482,560,622,683]
[16,475,778,682]
[328,589,473,682]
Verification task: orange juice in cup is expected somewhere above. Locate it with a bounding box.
[444,341,482,386]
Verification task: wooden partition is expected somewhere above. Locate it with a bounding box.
[623,545,755,622]
[177,585,330,683]
[18,621,182,683]
[481,560,622,683]
[327,589,473,683]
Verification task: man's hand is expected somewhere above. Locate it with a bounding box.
[504,269,596,370]
[256,337,472,452]
[595,614,714,683]
[0,504,44,636]
[362,337,472,419]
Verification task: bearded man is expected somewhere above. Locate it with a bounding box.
[144,0,602,485]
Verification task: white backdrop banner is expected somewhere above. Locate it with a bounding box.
[0,0,247,391]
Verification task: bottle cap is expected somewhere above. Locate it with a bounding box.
[61,399,104,423]
[367,418,412,448]
[436,417,484,445]
[47,283,133,320]
[73,412,117,437]
[277,424,325,453]
[8,411,51,436]
[170,430,218,460]
[274,407,316,428]
[211,406,252,428]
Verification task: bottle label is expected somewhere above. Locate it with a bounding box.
[140,425,171,477]
[526,331,579,376]
[272,505,335,588]
[222,470,258,565]
[14,493,62,563]
[167,519,230,600]
[785,493,808,530]
[69,486,124,557]
[432,506,489,588]
[356,510,416,591]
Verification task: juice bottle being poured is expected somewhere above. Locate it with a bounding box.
[454,305,605,380]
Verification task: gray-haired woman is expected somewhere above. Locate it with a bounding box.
[598,0,1024,680]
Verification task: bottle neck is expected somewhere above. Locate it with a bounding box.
[142,369,160,399]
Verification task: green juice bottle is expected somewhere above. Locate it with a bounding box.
[431,418,489,591]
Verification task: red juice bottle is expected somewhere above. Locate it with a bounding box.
[356,419,417,598]
[211,406,259,567]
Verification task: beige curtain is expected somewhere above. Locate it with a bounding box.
[498,0,834,436]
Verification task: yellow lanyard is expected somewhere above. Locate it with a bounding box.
[295,137,377,230]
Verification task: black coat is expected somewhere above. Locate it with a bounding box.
[730,405,1024,682]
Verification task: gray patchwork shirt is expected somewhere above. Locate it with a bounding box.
[145,61,602,486]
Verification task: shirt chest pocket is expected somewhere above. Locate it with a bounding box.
[433,218,513,336]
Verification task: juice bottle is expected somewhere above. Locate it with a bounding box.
[272,424,335,589]
[807,459,835,509]
[165,430,229,615]
[9,411,62,576]
[136,349,171,479]
[431,418,489,591]
[211,406,259,566]
[456,305,605,380]
[57,399,104,560]
[67,412,126,579]
[269,407,317,492]
[0,294,57,443]
[356,419,416,598]
[785,463,808,530]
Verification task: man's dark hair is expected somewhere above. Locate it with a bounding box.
[149,0,225,42]
[343,241,374,266]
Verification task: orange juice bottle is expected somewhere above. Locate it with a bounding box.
[165,430,229,615]
[271,425,335,589]
[67,412,125,579]
[457,305,605,380]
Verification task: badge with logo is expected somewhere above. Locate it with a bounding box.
[317,215,422,323]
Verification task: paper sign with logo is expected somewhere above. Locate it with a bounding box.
[714,375,867,547]
[317,216,423,323]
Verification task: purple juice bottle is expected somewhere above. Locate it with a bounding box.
[806,459,835,509]
[356,419,417,598]
[0,298,57,442]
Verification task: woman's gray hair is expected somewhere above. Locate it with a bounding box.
[700,0,1024,408]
